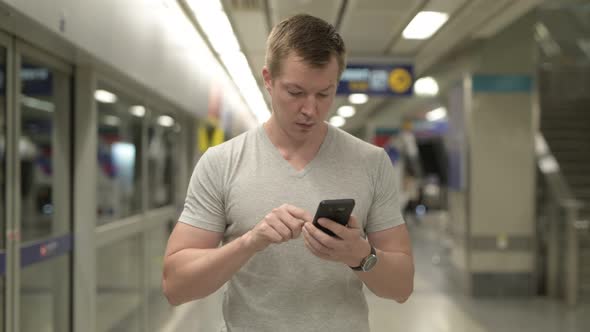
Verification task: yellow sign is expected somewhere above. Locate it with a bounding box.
[198,122,224,153]
[348,81,369,92]
[388,68,413,94]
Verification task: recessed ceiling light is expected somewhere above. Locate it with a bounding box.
[94,89,118,103]
[403,11,449,40]
[337,105,356,118]
[329,116,346,128]
[348,93,368,105]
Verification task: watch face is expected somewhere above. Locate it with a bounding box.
[363,255,378,271]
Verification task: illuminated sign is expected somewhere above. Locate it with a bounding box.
[338,64,413,96]
[22,65,53,95]
[0,66,53,95]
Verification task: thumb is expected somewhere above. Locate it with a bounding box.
[287,205,313,224]
[347,215,360,229]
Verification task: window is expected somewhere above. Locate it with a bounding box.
[147,113,179,209]
[96,86,143,224]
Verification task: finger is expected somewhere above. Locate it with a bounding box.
[264,214,292,241]
[347,215,361,229]
[285,204,314,224]
[269,220,293,241]
[302,227,333,259]
[317,218,348,239]
[258,221,284,244]
[276,208,304,238]
[302,232,321,256]
[304,222,337,250]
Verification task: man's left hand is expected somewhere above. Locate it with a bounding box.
[302,215,371,268]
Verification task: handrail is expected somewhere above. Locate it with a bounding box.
[535,133,578,203]
[535,132,586,306]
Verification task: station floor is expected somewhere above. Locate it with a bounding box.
[162,212,590,332]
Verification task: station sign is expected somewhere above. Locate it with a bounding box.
[337,64,414,96]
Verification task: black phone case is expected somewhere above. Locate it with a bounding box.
[312,199,355,237]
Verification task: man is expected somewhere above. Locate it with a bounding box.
[163,14,413,332]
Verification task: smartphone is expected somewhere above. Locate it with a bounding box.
[312,199,355,237]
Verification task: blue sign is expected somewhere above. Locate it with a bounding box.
[0,251,5,276]
[20,234,72,268]
[0,66,53,96]
[0,68,4,95]
[412,120,448,138]
[472,74,532,93]
[337,64,413,96]
[21,64,53,96]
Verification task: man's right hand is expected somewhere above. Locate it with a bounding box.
[242,204,312,252]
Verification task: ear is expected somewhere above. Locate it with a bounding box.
[262,66,273,93]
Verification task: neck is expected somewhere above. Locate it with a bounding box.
[263,117,328,159]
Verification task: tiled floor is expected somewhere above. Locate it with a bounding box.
[367,212,590,332]
[166,212,590,332]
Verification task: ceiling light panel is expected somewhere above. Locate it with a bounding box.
[391,0,467,54]
[402,11,449,40]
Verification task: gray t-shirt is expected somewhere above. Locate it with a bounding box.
[179,124,404,332]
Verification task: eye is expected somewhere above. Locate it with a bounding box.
[288,91,303,97]
[318,93,330,98]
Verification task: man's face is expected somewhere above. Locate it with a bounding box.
[263,53,340,141]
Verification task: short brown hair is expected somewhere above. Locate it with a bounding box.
[265,14,346,79]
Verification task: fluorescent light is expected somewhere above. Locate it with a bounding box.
[348,93,368,105]
[535,23,561,57]
[329,116,345,128]
[186,0,222,13]
[103,115,121,127]
[539,155,559,174]
[426,107,447,122]
[94,90,118,103]
[414,77,439,96]
[129,105,146,117]
[535,133,549,156]
[337,105,356,118]
[577,39,590,57]
[188,0,240,55]
[186,0,270,123]
[196,11,240,54]
[112,143,136,177]
[21,95,55,112]
[251,99,271,123]
[403,11,449,40]
[221,52,270,123]
[157,115,175,127]
[220,52,255,88]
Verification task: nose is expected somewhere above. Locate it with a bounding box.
[301,95,318,117]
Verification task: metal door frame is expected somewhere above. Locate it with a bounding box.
[6,36,73,332]
[0,29,14,332]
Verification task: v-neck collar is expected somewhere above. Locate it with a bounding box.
[258,123,334,178]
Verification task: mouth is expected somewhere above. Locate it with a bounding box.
[295,122,314,130]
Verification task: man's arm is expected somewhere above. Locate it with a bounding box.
[163,204,310,306]
[162,222,256,305]
[357,224,414,302]
[302,218,414,303]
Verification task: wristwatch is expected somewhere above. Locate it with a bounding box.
[350,245,378,272]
